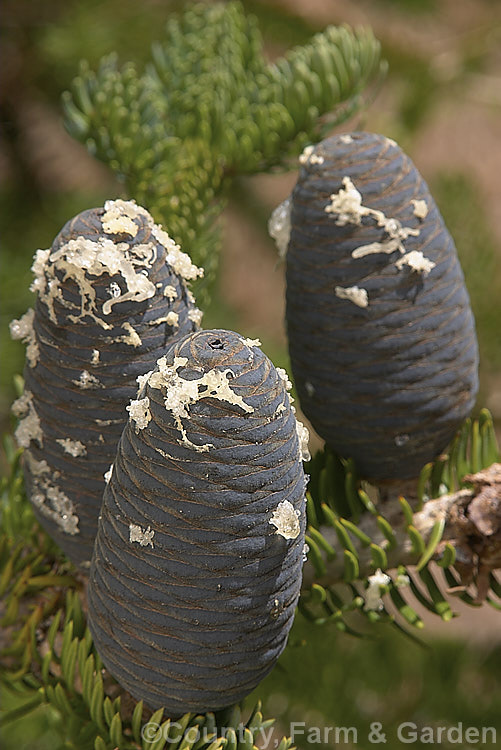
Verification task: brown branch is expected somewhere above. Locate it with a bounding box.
[303,463,501,601]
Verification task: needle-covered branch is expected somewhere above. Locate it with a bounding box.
[304,463,501,601]
[62,1,385,301]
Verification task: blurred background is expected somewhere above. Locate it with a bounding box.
[2,0,501,747]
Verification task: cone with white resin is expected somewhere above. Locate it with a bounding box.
[10,199,204,566]
[281,132,478,480]
[88,329,308,714]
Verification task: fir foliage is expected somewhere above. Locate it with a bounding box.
[62,1,385,301]
[301,410,501,639]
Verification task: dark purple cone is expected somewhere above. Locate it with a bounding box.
[11,200,203,566]
[88,329,306,714]
[285,132,478,480]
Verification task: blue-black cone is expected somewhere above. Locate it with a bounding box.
[88,329,306,714]
[284,132,478,480]
[11,200,203,566]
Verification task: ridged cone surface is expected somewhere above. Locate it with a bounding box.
[286,132,478,480]
[14,201,201,566]
[88,329,306,714]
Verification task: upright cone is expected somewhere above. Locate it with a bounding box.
[11,199,203,565]
[88,329,307,713]
[283,132,478,480]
